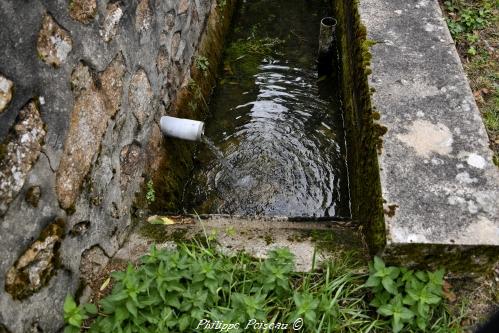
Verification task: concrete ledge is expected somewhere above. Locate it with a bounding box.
[118,216,366,271]
[359,0,499,268]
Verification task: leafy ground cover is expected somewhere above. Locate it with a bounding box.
[441,0,499,165]
[64,241,465,333]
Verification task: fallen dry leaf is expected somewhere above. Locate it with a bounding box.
[147,215,176,225]
[100,277,111,291]
[443,280,457,303]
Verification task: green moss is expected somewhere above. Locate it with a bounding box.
[138,224,189,243]
[383,243,499,274]
[5,218,65,300]
[332,0,386,253]
[493,152,499,166]
[263,233,274,245]
[221,26,285,79]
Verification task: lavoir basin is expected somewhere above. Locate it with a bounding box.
[183,0,351,219]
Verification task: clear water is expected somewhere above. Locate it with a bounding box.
[184,0,350,218]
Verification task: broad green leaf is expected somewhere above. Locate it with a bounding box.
[401,269,413,282]
[374,268,388,278]
[377,304,394,316]
[399,307,415,320]
[115,306,129,323]
[365,275,381,288]
[83,303,98,315]
[205,279,218,295]
[426,293,441,304]
[373,256,385,271]
[387,267,400,279]
[418,301,430,318]
[64,294,77,313]
[304,310,316,323]
[382,276,398,294]
[68,314,82,328]
[179,315,191,332]
[406,288,419,301]
[106,290,128,302]
[417,316,427,331]
[64,326,80,333]
[126,300,138,317]
[392,314,404,333]
[165,294,181,309]
[428,268,445,286]
[370,291,391,308]
[403,295,416,305]
[415,271,428,282]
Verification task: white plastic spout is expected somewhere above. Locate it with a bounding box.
[160,116,205,141]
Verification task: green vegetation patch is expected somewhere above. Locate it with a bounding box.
[224,25,285,77]
[366,257,452,332]
[64,244,463,332]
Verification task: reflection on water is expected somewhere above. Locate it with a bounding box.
[184,0,350,218]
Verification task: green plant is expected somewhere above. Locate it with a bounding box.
[217,0,227,21]
[483,94,499,131]
[63,294,97,333]
[224,35,285,77]
[64,236,466,333]
[493,152,499,167]
[366,256,445,332]
[195,56,210,77]
[145,180,155,204]
[63,244,387,332]
[217,0,227,12]
[443,0,494,56]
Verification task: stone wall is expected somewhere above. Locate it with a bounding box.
[0,0,226,331]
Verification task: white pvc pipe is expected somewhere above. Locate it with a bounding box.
[160,116,205,141]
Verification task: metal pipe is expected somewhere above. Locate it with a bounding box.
[318,17,337,56]
[160,116,205,141]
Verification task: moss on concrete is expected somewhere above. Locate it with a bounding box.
[383,243,499,274]
[332,0,386,253]
[4,218,65,299]
[138,223,189,243]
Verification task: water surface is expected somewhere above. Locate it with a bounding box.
[184,0,350,218]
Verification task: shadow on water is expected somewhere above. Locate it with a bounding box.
[184,0,351,218]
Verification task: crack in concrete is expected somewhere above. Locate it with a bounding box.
[40,150,56,173]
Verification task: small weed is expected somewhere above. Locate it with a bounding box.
[63,294,97,333]
[145,180,155,205]
[225,226,236,236]
[263,233,273,245]
[366,256,447,332]
[195,56,210,77]
[444,0,494,56]
[493,152,499,166]
[217,0,227,20]
[483,95,499,132]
